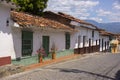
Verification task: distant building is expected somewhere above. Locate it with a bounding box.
[43,11,101,54]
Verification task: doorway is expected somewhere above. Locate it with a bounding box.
[22,31,33,56]
[42,36,49,55]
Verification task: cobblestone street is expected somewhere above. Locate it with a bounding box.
[1,53,120,80]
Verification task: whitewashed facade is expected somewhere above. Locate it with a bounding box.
[0,1,111,61]
[0,3,16,59]
[11,28,73,59]
[72,27,100,49]
[70,21,100,53]
[99,34,110,52]
[0,3,74,59]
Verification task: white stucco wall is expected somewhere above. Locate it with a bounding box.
[11,28,22,59]
[99,35,109,51]
[71,31,79,49]
[3,26,74,59]
[0,5,16,59]
[3,27,71,59]
[0,4,107,59]
[93,31,100,45]
[0,4,75,59]
[32,30,66,55]
[73,26,100,49]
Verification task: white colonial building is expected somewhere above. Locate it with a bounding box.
[0,1,76,66]
[70,21,100,53]
[99,30,111,52]
[0,0,112,66]
[0,1,16,60]
[43,11,101,54]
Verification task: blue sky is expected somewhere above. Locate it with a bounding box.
[46,0,120,23]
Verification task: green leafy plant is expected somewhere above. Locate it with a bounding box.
[11,0,48,15]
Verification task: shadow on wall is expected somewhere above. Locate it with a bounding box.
[0,25,21,59]
[11,28,22,59]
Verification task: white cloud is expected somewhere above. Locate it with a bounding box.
[79,16,87,20]
[46,0,99,10]
[97,9,120,22]
[89,17,103,22]
[46,0,99,20]
[109,13,120,22]
[109,1,120,22]
[113,1,120,10]
[96,9,111,16]
[46,0,120,22]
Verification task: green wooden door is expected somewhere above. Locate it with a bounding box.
[22,31,33,56]
[42,36,49,55]
[65,33,70,49]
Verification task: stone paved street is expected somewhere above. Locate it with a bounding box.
[1,53,120,80]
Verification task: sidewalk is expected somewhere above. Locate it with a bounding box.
[25,54,81,71]
[1,52,113,80]
[1,52,112,80]
[25,52,103,71]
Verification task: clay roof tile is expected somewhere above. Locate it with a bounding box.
[11,11,76,32]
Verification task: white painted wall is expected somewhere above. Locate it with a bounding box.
[99,35,109,51]
[93,31,100,45]
[32,30,66,55]
[0,5,16,59]
[72,26,100,49]
[3,26,74,59]
[11,28,22,59]
[12,28,77,59]
[0,4,109,60]
[70,31,78,49]
[0,4,75,59]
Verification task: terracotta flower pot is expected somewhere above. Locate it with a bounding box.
[52,53,56,59]
[39,56,43,63]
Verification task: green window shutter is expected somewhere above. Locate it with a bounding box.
[22,31,33,56]
[42,36,49,55]
[65,33,70,49]
[92,30,94,38]
[83,36,86,47]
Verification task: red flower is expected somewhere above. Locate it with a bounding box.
[37,47,46,57]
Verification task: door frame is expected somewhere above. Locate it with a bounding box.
[65,33,70,49]
[22,31,33,57]
[42,36,50,55]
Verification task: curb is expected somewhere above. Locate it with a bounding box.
[24,54,82,71]
[25,52,102,71]
[1,52,105,80]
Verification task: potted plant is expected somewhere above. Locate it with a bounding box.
[37,47,46,63]
[51,42,57,59]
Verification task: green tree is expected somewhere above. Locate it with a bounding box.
[12,0,48,15]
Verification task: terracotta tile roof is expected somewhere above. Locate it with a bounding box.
[115,34,120,42]
[117,35,120,42]
[44,11,100,30]
[100,30,114,36]
[58,12,98,29]
[11,11,75,32]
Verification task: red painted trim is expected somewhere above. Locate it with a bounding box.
[0,56,11,66]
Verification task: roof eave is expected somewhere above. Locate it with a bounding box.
[13,22,76,32]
